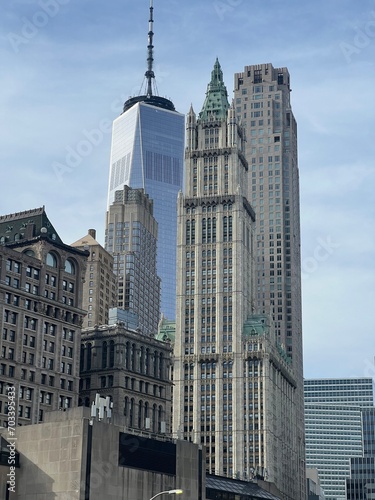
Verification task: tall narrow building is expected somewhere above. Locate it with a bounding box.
[233,63,302,383]
[106,1,184,320]
[233,64,305,498]
[71,229,117,329]
[105,186,160,335]
[173,60,300,500]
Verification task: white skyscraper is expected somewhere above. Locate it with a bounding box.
[172,60,301,500]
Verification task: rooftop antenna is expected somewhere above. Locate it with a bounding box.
[122,0,176,113]
[145,0,155,97]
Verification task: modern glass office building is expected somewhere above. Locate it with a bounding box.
[346,408,375,500]
[106,0,185,321]
[304,378,375,500]
[107,100,184,320]
[362,408,375,455]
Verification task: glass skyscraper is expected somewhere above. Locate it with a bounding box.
[107,100,184,320]
[106,2,185,321]
[346,407,375,499]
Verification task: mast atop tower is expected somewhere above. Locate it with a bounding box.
[145,0,155,97]
[122,0,176,113]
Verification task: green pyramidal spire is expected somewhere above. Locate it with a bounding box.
[199,58,230,121]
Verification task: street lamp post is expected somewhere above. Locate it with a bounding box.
[149,489,183,500]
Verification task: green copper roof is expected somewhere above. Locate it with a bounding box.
[243,315,271,337]
[199,58,230,122]
[243,314,292,366]
[156,317,176,344]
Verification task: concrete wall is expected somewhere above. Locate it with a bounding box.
[15,407,85,499]
[13,407,204,500]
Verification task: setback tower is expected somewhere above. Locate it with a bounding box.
[173,60,299,500]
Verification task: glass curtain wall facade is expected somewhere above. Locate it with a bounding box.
[304,378,374,500]
[107,102,185,320]
[362,408,375,455]
[105,186,160,336]
[346,407,375,500]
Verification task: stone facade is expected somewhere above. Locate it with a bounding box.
[0,207,88,427]
[233,64,305,498]
[13,407,204,500]
[172,61,298,499]
[105,186,161,335]
[71,229,117,329]
[79,320,173,435]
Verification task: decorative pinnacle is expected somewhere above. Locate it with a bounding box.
[145,0,155,97]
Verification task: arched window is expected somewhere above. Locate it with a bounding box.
[102,342,107,369]
[109,340,115,368]
[140,346,144,374]
[129,398,135,427]
[228,216,233,241]
[87,343,92,370]
[46,252,57,268]
[64,259,75,274]
[130,344,136,371]
[191,219,196,244]
[80,345,85,372]
[138,400,143,429]
[23,249,35,257]
[159,353,164,379]
[125,342,130,369]
[158,405,163,432]
[153,351,158,377]
[202,218,207,244]
[186,220,190,245]
[186,219,196,245]
[145,348,150,375]
[152,404,157,432]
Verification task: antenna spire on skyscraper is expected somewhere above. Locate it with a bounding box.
[122,0,176,113]
[145,0,155,97]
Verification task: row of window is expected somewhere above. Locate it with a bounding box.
[4,255,76,275]
[81,342,166,379]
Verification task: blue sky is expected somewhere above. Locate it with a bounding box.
[1,0,374,380]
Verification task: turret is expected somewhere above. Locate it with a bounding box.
[227,100,237,147]
[186,104,197,151]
